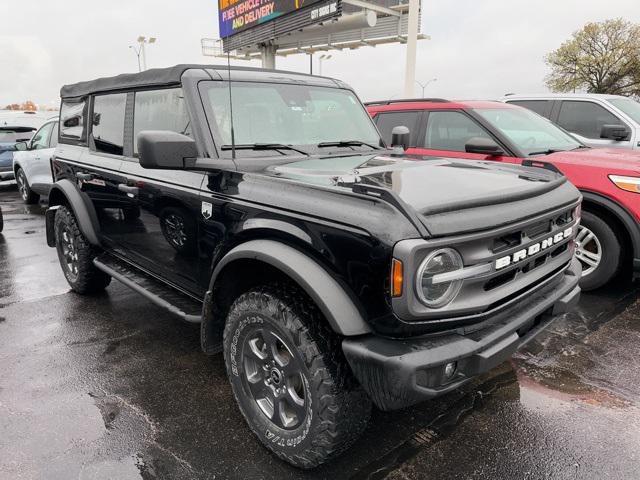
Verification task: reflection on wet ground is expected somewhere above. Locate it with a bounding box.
[1,185,639,479]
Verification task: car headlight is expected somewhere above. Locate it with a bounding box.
[416,248,464,308]
[609,175,640,194]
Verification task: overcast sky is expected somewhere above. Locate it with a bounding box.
[1,0,639,108]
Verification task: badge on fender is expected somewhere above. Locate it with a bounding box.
[201,201,213,219]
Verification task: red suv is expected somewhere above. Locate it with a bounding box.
[367,99,640,290]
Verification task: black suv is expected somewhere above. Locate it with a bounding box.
[46,65,582,468]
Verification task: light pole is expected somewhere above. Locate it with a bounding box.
[135,36,157,71]
[403,0,419,96]
[415,78,437,97]
[318,54,332,76]
[129,45,142,72]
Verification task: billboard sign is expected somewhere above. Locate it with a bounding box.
[218,0,326,38]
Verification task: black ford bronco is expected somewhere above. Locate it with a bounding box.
[46,65,582,468]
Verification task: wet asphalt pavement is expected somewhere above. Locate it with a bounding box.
[1,183,639,480]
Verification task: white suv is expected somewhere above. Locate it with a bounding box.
[501,93,640,150]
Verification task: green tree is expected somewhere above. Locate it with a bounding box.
[545,19,640,96]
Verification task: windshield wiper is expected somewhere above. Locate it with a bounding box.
[317,140,381,150]
[528,148,567,156]
[220,143,309,156]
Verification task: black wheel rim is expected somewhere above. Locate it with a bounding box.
[60,228,79,281]
[241,328,307,430]
[164,214,187,247]
[17,171,28,201]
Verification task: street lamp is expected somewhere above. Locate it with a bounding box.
[132,36,157,71]
[129,45,142,72]
[318,54,332,76]
[415,78,437,97]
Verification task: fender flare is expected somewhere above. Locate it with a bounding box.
[47,179,101,246]
[581,190,640,259]
[209,239,372,337]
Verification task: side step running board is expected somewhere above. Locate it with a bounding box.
[93,254,203,323]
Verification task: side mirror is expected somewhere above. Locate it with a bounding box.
[14,141,29,152]
[138,131,198,170]
[600,124,630,141]
[391,126,410,151]
[465,137,504,156]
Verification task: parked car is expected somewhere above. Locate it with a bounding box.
[46,65,581,468]
[12,119,58,204]
[366,99,640,290]
[0,111,49,182]
[501,93,640,150]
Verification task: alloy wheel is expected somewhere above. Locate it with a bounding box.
[242,328,307,430]
[60,228,80,281]
[575,225,602,278]
[17,171,28,201]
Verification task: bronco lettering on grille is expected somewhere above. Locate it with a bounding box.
[495,227,573,270]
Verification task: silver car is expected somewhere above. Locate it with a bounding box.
[501,93,640,150]
[12,120,58,204]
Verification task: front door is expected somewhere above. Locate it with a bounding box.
[416,110,516,162]
[555,100,634,149]
[114,88,205,295]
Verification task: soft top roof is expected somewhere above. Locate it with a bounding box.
[60,64,343,99]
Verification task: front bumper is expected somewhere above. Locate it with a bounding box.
[342,258,581,411]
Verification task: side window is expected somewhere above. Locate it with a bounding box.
[424,111,492,152]
[30,122,54,150]
[60,99,88,142]
[49,122,59,148]
[557,101,624,139]
[133,88,191,155]
[508,100,550,118]
[91,93,127,156]
[374,111,421,146]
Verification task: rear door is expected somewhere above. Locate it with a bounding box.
[116,88,205,294]
[81,92,135,243]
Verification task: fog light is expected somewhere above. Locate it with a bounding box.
[444,362,457,379]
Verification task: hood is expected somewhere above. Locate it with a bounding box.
[267,154,580,236]
[549,147,640,173]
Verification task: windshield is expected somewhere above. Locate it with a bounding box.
[201,82,381,156]
[609,97,640,124]
[474,107,582,156]
[0,128,35,144]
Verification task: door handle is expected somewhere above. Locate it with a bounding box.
[77,172,93,181]
[118,184,139,195]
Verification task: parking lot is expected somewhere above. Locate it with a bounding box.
[0,183,638,480]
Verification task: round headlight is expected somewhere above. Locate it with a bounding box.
[416,248,464,308]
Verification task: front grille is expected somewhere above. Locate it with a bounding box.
[391,202,580,325]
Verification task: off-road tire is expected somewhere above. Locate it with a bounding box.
[54,206,111,294]
[223,283,371,469]
[578,210,621,291]
[16,168,40,205]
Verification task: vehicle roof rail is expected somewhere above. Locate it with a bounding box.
[364,98,451,106]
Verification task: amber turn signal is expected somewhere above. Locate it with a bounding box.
[391,258,404,297]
